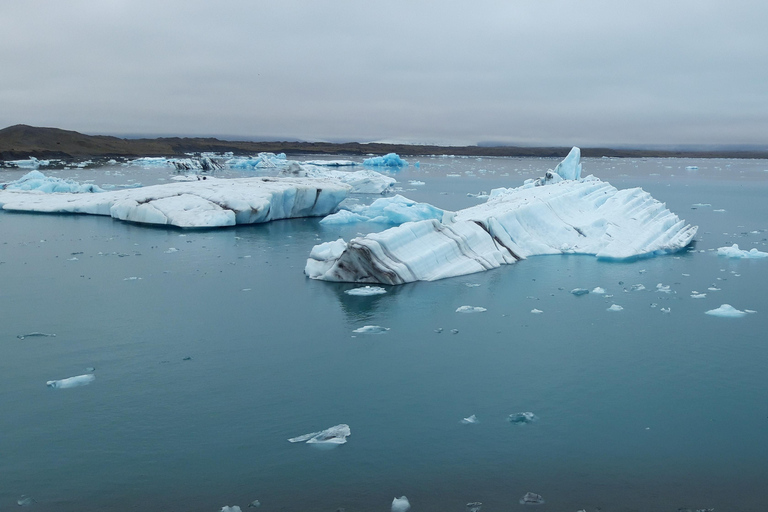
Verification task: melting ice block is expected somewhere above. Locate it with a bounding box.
[0,176,350,228]
[306,148,697,284]
[391,496,411,512]
[288,424,351,446]
[717,244,768,259]
[705,304,748,318]
[47,374,95,389]
[1,170,104,193]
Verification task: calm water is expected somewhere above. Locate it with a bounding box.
[1,156,767,512]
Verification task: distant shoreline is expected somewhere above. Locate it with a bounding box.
[2,124,768,161]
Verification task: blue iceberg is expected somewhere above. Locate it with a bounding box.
[363,153,408,167]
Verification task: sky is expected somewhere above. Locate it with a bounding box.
[2,0,767,147]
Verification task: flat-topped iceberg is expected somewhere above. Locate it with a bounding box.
[306,148,697,284]
[1,171,104,193]
[280,162,395,194]
[0,176,350,228]
[717,244,768,259]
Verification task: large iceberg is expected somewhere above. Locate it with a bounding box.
[305,148,698,284]
[1,171,104,193]
[280,162,395,194]
[0,176,350,228]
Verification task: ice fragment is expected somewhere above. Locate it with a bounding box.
[705,304,748,318]
[456,306,487,313]
[288,424,351,446]
[607,304,624,311]
[519,492,545,505]
[344,286,387,296]
[508,412,538,424]
[46,374,95,389]
[570,288,589,296]
[391,496,411,512]
[461,414,479,424]
[352,325,389,334]
[17,332,56,339]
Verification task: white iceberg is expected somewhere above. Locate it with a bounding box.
[280,162,395,194]
[456,305,486,313]
[226,152,288,169]
[0,176,350,228]
[320,195,445,226]
[717,244,768,259]
[288,424,350,446]
[461,414,479,424]
[607,304,624,312]
[306,148,697,284]
[1,170,104,193]
[592,287,606,294]
[47,374,95,389]
[364,153,408,167]
[344,286,387,296]
[352,325,389,334]
[705,304,748,318]
[391,496,411,512]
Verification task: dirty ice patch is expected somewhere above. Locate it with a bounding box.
[717,244,768,259]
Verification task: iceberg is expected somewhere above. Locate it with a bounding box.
[352,325,389,334]
[705,304,748,318]
[226,152,288,170]
[344,286,387,296]
[717,244,768,259]
[455,305,486,313]
[391,496,411,512]
[6,157,50,169]
[320,195,445,226]
[461,414,479,424]
[302,159,358,167]
[288,424,350,446]
[280,162,395,194]
[519,492,545,505]
[508,412,538,424]
[0,176,350,228]
[364,153,408,167]
[46,374,95,389]
[305,148,697,284]
[1,170,104,193]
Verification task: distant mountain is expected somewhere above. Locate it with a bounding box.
[2,125,767,161]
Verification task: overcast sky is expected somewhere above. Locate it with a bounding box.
[2,0,767,146]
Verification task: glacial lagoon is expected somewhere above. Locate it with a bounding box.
[1,155,767,511]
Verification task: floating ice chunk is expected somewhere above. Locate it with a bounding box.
[409,180,425,186]
[685,165,699,170]
[302,159,358,167]
[352,325,389,334]
[0,177,350,229]
[461,414,479,424]
[656,283,672,293]
[248,500,261,507]
[661,307,671,313]
[570,288,589,296]
[364,153,407,167]
[220,506,242,512]
[46,374,95,389]
[165,247,179,253]
[717,244,768,259]
[226,152,287,169]
[592,287,606,294]
[306,149,697,284]
[321,195,445,226]
[691,293,706,298]
[708,287,721,291]
[705,304,748,318]
[607,304,624,311]
[17,495,35,506]
[531,309,543,314]
[456,305,487,313]
[1,171,104,193]
[745,309,757,313]
[345,286,387,296]
[519,492,545,505]
[17,332,56,339]
[631,284,646,291]
[466,502,482,512]
[391,496,411,512]
[288,424,351,446]
[508,412,538,424]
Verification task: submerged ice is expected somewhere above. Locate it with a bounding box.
[306,147,697,284]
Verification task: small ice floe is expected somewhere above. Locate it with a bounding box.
[708,287,721,291]
[248,500,261,508]
[345,286,387,296]
[46,374,95,389]
[530,309,543,314]
[466,502,482,512]
[17,332,56,340]
[607,304,624,312]
[570,288,589,296]
[220,507,242,512]
[391,496,411,512]
[123,276,141,281]
[352,325,389,334]
[690,292,706,298]
[165,247,179,253]
[745,309,757,314]
[705,304,748,318]
[409,180,425,186]
[461,414,479,424]
[713,209,726,212]
[692,203,711,207]
[519,492,545,505]
[685,166,699,170]
[456,306,487,313]
[656,283,672,293]
[592,287,606,294]
[631,284,646,291]
[288,424,351,446]
[67,256,78,261]
[451,329,460,334]
[717,244,768,258]
[435,327,443,333]
[508,412,538,424]
[661,307,671,313]
[465,283,481,287]
[17,495,35,506]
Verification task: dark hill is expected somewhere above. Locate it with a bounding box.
[2,124,767,161]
